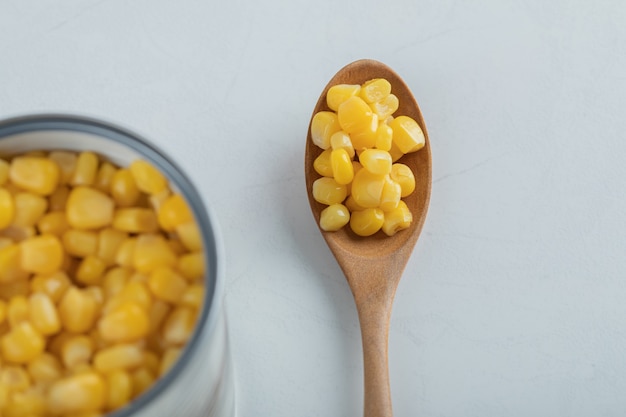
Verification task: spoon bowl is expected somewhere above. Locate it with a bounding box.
[304,59,432,417]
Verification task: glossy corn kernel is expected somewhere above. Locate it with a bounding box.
[327,84,361,111]
[105,370,132,411]
[132,233,177,274]
[59,287,98,333]
[331,148,354,185]
[30,271,70,303]
[180,285,204,309]
[176,222,202,252]
[310,111,341,150]
[389,115,425,154]
[96,228,127,266]
[70,151,99,186]
[375,122,393,151]
[360,78,392,103]
[148,267,187,304]
[379,177,402,212]
[61,335,94,369]
[1,321,45,363]
[104,281,152,313]
[49,151,77,185]
[359,149,392,176]
[389,164,415,198]
[36,211,70,236]
[330,130,356,158]
[47,372,105,414]
[0,300,6,325]
[0,245,27,284]
[0,365,30,393]
[369,93,399,120]
[158,194,193,232]
[0,188,14,229]
[337,96,375,134]
[162,306,197,346]
[313,149,333,177]
[382,200,413,236]
[350,114,379,151]
[27,352,62,383]
[66,187,114,229]
[312,177,347,205]
[0,160,9,186]
[76,256,107,285]
[115,238,136,268]
[113,208,158,233]
[102,267,131,299]
[9,156,60,196]
[28,292,60,335]
[178,252,205,281]
[94,162,117,193]
[49,185,69,211]
[319,204,350,232]
[4,389,47,417]
[98,302,150,343]
[93,343,144,373]
[350,208,385,237]
[62,229,98,258]
[12,192,48,227]
[110,169,140,207]
[350,169,386,208]
[7,296,29,327]
[129,160,167,195]
[19,234,64,275]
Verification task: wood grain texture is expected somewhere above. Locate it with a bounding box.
[304,59,432,417]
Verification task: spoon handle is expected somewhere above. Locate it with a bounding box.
[357,298,394,417]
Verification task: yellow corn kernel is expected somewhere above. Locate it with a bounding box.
[180,284,204,309]
[4,389,47,417]
[350,169,386,208]
[337,96,376,135]
[113,208,158,233]
[49,151,77,185]
[102,267,131,300]
[350,208,385,237]
[28,292,61,335]
[175,222,202,252]
[166,239,185,256]
[30,271,70,304]
[158,194,193,231]
[98,302,150,343]
[75,256,107,285]
[0,381,8,409]
[110,169,141,207]
[330,130,356,158]
[327,83,361,111]
[104,281,152,314]
[0,365,30,391]
[148,300,171,332]
[129,160,167,195]
[0,159,9,185]
[330,148,354,185]
[379,177,402,212]
[62,229,98,258]
[0,244,27,284]
[313,149,333,177]
[148,188,170,213]
[375,122,393,151]
[359,149,392,176]
[390,163,416,197]
[47,331,72,357]
[27,352,63,383]
[369,93,399,120]
[70,151,99,186]
[0,237,11,250]
[94,161,117,193]
[9,156,60,195]
[70,362,94,376]
[162,306,197,346]
[0,188,15,229]
[36,211,70,236]
[131,367,155,397]
[389,115,425,154]
[319,204,350,232]
[61,335,94,369]
[47,372,105,414]
[0,225,35,242]
[360,78,392,103]
[1,321,45,363]
[59,287,98,333]
[0,300,6,324]
[84,286,104,308]
[310,111,341,150]
[115,237,136,268]
[94,228,127,267]
[349,114,379,151]
[312,177,347,205]
[93,343,144,373]
[148,267,188,304]
[178,252,205,281]
[12,192,48,227]
[19,234,64,275]
[133,234,177,274]
[66,186,114,229]
[0,280,29,301]
[49,185,70,211]
[382,200,413,236]
[105,369,132,411]
[159,347,181,376]
[7,295,29,327]
[388,139,404,163]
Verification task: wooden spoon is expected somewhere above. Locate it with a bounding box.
[304,59,432,417]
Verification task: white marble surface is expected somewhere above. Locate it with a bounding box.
[2,0,626,416]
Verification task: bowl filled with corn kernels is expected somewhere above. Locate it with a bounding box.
[0,114,235,417]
